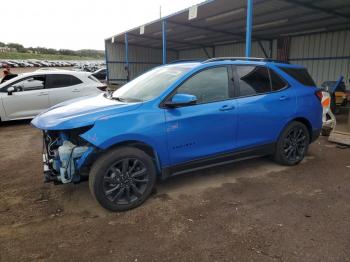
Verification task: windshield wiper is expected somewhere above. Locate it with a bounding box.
[111,96,126,102]
[112,96,143,103]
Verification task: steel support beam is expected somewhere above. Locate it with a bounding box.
[269,40,273,58]
[167,20,268,42]
[162,20,167,64]
[104,40,109,83]
[257,41,269,58]
[124,33,130,81]
[167,20,244,39]
[245,0,253,57]
[282,0,350,21]
[128,33,206,49]
[202,47,211,58]
[114,41,177,52]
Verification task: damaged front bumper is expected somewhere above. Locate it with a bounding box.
[42,129,96,184]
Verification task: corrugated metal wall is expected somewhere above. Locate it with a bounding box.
[289,30,350,85]
[178,47,214,59]
[106,30,349,86]
[178,41,272,60]
[106,40,177,84]
[216,41,272,58]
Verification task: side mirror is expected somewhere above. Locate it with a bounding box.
[164,93,197,108]
[7,86,15,96]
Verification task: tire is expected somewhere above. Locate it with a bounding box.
[274,121,310,166]
[89,146,156,212]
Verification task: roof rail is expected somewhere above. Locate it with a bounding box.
[169,59,204,64]
[203,57,289,64]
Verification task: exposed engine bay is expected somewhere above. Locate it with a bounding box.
[42,126,95,184]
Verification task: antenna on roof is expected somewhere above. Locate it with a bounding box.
[159,5,162,18]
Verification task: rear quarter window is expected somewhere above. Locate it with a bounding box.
[88,75,101,83]
[279,67,316,87]
[269,69,287,91]
[49,74,82,88]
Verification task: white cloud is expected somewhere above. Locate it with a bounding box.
[1,0,204,50]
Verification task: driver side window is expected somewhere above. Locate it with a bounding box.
[176,66,230,104]
[10,76,45,92]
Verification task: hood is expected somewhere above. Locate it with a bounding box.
[31,94,142,130]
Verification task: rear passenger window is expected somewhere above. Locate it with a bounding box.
[269,69,287,91]
[70,75,83,86]
[278,67,316,87]
[176,66,229,104]
[49,74,82,88]
[236,66,271,96]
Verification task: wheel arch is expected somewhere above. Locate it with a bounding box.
[94,140,162,176]
[285,117,313,142]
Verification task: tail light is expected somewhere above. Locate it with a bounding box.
[315,90,323,102]
[322,97,330,108]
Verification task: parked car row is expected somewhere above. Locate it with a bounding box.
[0,60,105,69]
[73,62,105,73]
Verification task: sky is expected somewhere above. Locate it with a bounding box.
[1,0,204,50]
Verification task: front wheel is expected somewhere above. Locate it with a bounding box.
[89,147,156,211]
[274,121,310,166]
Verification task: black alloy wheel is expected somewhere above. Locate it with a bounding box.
[274,121,310,166]
[89,147,156,211]
[282,127,307,162]
[103,158,149,205]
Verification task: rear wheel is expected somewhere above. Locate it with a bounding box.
[274,121,310,166]
[89,147,156,211]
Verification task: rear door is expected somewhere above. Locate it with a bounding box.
[1,75,49,119]
[233,65,296,149]
[46,74,84,106]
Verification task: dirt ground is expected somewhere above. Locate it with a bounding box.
[0,121,349,262]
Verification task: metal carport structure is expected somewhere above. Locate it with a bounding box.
[105,0,350,85]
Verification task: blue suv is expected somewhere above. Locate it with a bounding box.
[32,58,323,211]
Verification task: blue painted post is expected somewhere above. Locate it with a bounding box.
[162,20,167,64]
[124,33,130,81]
[245,0,253,57]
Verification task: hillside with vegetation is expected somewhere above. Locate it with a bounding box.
[0,42,104,60]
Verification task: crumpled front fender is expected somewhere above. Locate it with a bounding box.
[79,107,170,167]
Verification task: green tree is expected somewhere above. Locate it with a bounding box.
[7,43,26,52]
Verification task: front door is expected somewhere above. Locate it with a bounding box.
[1,75,49,119]
[165,66,237,166]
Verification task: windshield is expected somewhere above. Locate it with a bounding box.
[112,64,197,102]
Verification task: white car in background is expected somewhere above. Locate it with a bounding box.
[0,70,105,121]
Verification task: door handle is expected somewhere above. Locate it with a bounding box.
[38,92,48,96]
[72,89,80,92]
[279,95,289,101]
[220,104,235,111]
